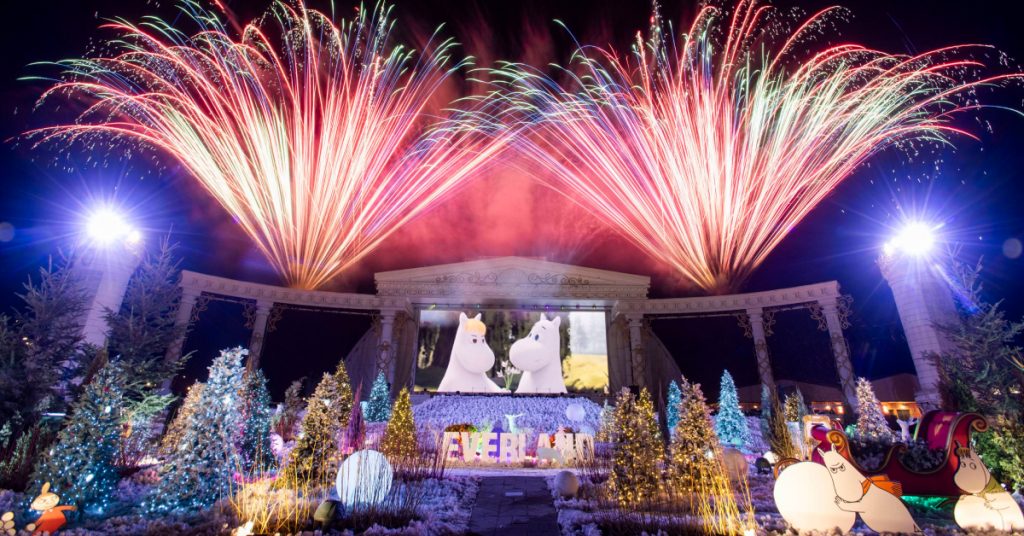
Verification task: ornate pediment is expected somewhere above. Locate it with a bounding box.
[374,257,650,302]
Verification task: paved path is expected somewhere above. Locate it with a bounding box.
[467,476,560,536]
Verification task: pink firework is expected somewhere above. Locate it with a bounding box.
[26,1,510,289]
[493,0,1021,293]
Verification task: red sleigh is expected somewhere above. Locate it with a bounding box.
[809,411,988,497]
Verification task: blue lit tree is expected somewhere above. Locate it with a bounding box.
[146,347,245,513]
[713,370,750,449]
[365,372,391,423]
[29,362,124,517]
[666,380,682,437]
[239,369,274,473]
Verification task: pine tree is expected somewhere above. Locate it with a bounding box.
[765,389,798,459]
[380,388,417,464]
[239,370,274,473]
[714,370,749,449]
[666,380,682,437]
[595,401,614,443]
[160,382,204,456]
[365,372,391,423]
[147,347,246,513]
[667,377,719,488]
[272,379,304,442]
[286,362,353,483]
[783,391,808,423]
[105,239,190,394]
[854,377,894,443]
[29,363,124,516]
[16,255,90,416]
[608,387,663,507]
[759,384,773,441]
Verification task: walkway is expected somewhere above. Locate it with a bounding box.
[467,476,560,536]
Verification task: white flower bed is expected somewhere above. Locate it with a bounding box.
[413,395,602,449]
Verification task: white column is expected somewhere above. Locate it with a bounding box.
[165,287,200,362]
[76,246,142,347]
[880,256,959,409]
[247,300,272,370]
[819,298,858,409]
[746,308,776,392]
[378,310,396,381]
[626,313,645,388]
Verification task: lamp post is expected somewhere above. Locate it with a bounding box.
[878,222,958,410]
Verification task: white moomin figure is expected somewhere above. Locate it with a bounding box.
[437,313,504,393]
[774,460,856,533]
[510,314,567,394]
[952,440,1024,532]
[818,447,920,534]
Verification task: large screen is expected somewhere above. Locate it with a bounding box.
[415,309,609,394]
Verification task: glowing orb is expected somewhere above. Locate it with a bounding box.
[335,449,393,509]
[565,403,586,423]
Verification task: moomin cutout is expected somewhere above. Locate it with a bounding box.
[817,447,920,534]
[952,441,1024,531]
[436,313,504,393]
[774,461,856,533]
[510,314,567,394]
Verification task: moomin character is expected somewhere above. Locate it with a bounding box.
[817,447,921,534]
[510,314,567,394]
[952,440,1024,531]
[437,313,504,393]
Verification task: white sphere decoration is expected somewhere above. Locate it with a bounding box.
[565,403,586,423]
[335,450,393,509]
[553,470,579,497]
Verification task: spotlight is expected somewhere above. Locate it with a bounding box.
[84,207,140,247]
[884,222,937,257]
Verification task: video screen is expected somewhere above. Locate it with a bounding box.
[415,309,609,394]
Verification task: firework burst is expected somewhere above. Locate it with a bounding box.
[26,0,508,289]
[493,0,1021,293]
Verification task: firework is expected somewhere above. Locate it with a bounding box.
[493,0,1021,293]
[27,1,508,289]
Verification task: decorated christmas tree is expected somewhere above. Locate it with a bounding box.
[783,391,808,423]
[272,379,304,442]
[667,377,718,487]
[608,387,663,507]
[29,363,124,516]
[146,347,246,513]
[365,372,391,423]
[666,380,682,437]
[380,388,417,464]
[713,370,750,449]
[666,377,744,532]
[286,362,353,483]
[855,377,895,442]
[239,369,275,473]
[160,382,203,456]
[759,384,773,439]
[765,388,798,459]
[595,400,614,442]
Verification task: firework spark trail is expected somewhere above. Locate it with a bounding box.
[26,0,509,289]
[492,0,1021,293]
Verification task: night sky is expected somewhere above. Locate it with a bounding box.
[1,0,1023,400]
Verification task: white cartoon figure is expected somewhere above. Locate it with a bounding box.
[774,460,856,533]
[952,441,1024,531]
[817,447,920,534]
[510,314,567,394]
[437,313,504,393]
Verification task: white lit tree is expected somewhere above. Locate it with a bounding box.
[146,347,246,513]
[855,377,895,442]
[365,371,391,423]
[714,370,750,449]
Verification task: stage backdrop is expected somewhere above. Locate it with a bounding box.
[415,309,609,394]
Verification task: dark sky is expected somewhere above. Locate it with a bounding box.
[1,0,1023,399]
